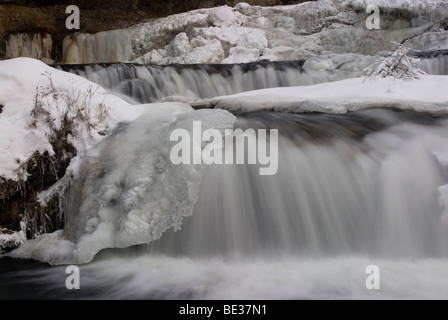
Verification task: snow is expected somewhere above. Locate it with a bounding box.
[0,58,210,186]
[2,54,448,264]
[2,0,448,265]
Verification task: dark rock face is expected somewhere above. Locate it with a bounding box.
[0,0,313,61]
[0,145,75,235]
[1,1,301,12]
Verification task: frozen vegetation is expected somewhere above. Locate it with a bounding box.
[364,44,427,80]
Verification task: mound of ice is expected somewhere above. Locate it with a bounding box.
[1,58,236,264]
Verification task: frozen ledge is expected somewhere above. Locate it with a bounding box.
[173,75,448,114]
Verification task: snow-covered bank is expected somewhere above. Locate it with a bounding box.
[186,75,448,114]
[59,0,448,65]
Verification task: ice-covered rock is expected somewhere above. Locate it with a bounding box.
[58,0,448,65]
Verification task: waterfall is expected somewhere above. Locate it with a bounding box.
[3,108,448,300]
[420,54,448,75]
[148,110,448,260]
[61,61,309,103]
[60,53,448,104]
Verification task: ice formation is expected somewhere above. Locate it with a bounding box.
[0,58,236,264]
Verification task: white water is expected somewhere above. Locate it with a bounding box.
[85,111,448,300]
[73,111,448,299]
[146,112,448,259]
[3,254,448,300]
[3,110,448,299]
[420,55,448,75]
[4,1,448,67]
[55,255,448,299]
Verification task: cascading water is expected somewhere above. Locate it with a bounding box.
[417,51,448,75]
[2,107,448,299]
[58,53,448,104]
[3,0,448,302]
[60,61,308,103]
[149,110,448,260]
